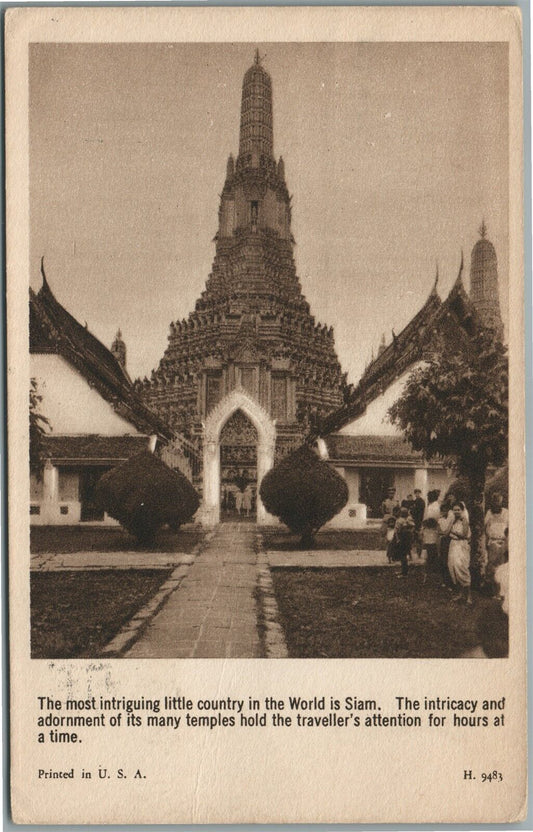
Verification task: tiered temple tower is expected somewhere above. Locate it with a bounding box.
[137,53,346,510]
[469,221,504,339]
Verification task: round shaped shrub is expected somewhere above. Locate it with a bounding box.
[259,444,348,547]
[95,451,199,544]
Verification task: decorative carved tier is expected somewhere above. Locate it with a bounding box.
[139,54,347,457]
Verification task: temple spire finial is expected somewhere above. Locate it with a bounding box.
[40,256,49,289]
[479,218,487,238]
[254,48,260,65]
[432,260,439,293]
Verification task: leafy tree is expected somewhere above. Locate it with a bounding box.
[259,444,348,548]
[388,328,508,585]
[30,378,50,476]
[95,451,200,545]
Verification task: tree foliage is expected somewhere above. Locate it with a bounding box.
[95,451,200,544]
[259,444,348,547]
[388,328,508,494]
[388,327,508,587]
[30,378,50,475]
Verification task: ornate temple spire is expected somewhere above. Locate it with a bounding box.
[470,221,504,338]
[238,50,274,165]
[111,328,127,369]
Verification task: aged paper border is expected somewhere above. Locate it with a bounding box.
[5,6,526,824]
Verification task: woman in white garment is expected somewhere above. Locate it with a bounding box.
[448,502,472,605]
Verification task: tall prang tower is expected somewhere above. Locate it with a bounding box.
[137,53,346,517]
[469,220,504,339]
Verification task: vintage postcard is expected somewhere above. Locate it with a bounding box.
[6,5,526,825]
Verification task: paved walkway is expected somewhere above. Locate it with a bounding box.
[124,523,262,659]
[30,551,191,570]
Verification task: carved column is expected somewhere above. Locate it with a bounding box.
[42,459,58,525]
[202,436,220,526]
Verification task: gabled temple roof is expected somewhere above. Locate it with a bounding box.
[315,259,480,439]
[42,434,150,463]
[325,434,425,465]
[30,266,174,442]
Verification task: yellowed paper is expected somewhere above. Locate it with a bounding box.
[6,6,526,824]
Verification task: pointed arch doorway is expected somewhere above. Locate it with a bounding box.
[220,410,257,521]
[202,389,277,526]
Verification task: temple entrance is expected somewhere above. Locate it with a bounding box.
[202,389,277,526]
[360,468,395,518]
[220,410,257,522]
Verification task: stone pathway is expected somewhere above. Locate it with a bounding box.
[30,551,190,571]
[124,523,262,659]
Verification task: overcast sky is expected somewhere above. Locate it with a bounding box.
[30,42,508,384]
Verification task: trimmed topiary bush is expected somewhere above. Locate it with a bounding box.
[95,451,199,545]
[259,444,349,547]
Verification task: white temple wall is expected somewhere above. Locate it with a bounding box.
[31,354,139,436]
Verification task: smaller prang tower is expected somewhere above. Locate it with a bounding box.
[110,329,127,369]
[469,221,504,339]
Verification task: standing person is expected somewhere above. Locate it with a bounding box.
[412,488,426,557]
[484,492,509,586]
[448,502,472,604]
[235,488,244,516]
[381,487,399,519]
[421,489,440,577]
[242,484,253,517]
[394,508,415,578]
[438,501,453,587]
[401,493,415,514]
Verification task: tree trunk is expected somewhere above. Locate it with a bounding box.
[466,468,486,591]
[300,527,315,549]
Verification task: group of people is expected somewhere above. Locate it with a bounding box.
[381,486,509,604]
[221,483,255,516]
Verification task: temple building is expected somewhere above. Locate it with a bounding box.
[318,249,499,523]
[29,269,190,525]
[138,52,346,524]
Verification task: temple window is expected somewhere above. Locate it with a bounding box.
[251,201,258,231]
[58,469,79,501]
[206,373,222,414]
[240,367,256,395]
[271,374,288,421]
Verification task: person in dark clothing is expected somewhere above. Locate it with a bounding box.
[394,508,414,577]
[412,488,426,558]
[401,494,415,513]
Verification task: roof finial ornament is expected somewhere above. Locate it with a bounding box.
[254,48,261,65]
[479,218,487,238]
[454,249,464,287]
[39,255,50,290]
[432,261,439,293]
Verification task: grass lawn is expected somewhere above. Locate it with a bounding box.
[262,527,384,552]
[271,566,506,658]
[31,569,172,658]
[30,525,204,554]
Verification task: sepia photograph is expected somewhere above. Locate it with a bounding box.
[7,7,526,825]
[28,40,511,660]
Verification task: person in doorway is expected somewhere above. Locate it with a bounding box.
[381,487,399,519]
[448,502,472,604]
[242,485,253,517]
[235,488,244,516]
